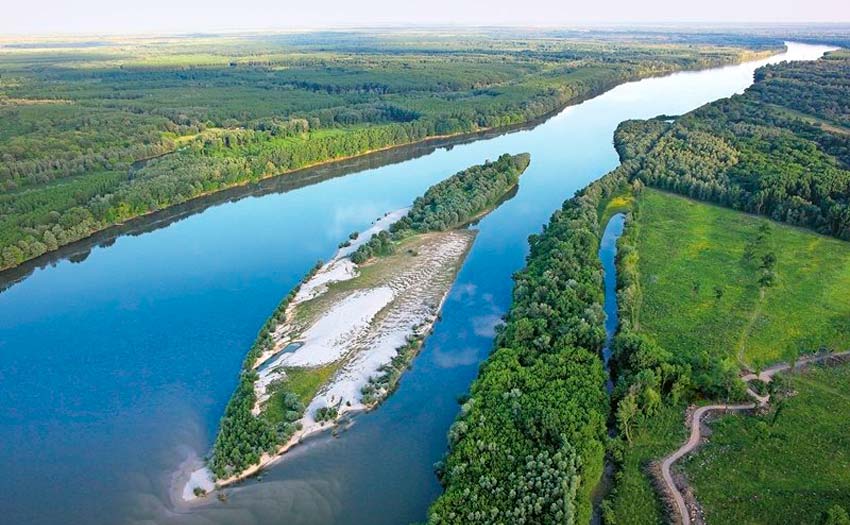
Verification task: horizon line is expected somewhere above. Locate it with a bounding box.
[2,21,850,40]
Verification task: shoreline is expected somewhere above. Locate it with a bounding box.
[0,47,779,282]
[182,220,478,500]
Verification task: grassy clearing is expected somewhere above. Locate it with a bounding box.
[635,189,850,368]
[606,403,686,525]
[683,364,850,524]
[263,363,339,424]
[282,364,340,405]
[599,188,635,231]
[766,103,850,136]
[332,234,433,292]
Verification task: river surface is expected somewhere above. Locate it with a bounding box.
[0,43,832,525]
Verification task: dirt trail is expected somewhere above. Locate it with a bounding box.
[660,402,755,525]
[659,350,850,525]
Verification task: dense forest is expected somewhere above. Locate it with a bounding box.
[351,152,529,262]
[209,153,528,480]
[427,164,635,524]
[0,31,779,270]
[616,49,850,240]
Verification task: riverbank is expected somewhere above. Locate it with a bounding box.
[0,45,781,276]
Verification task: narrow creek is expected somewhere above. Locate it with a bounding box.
[0,43,832,525]
[590,212,627,524]
[601,213,627,391]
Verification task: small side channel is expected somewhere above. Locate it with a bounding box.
[256,342,304,373]
[591,212,626,525]
[600,213,626,391]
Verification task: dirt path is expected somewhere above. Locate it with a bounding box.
[659,350,850,525]
[659,402,755,525]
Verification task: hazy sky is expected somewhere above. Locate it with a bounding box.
[3,0,850,35]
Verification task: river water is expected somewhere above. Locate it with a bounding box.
[0,43,832,525]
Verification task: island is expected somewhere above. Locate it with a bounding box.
[184,152,530,498]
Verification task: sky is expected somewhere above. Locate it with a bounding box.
[2,0,850,35]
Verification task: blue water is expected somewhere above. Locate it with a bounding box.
[0,43,832,525]
[600,213,626,391]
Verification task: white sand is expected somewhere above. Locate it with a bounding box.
[334,207,410,260]
[254,286,395,409]
[293,258,357,303]
[290,230,471,424]
[256,209,410,366]
[181,466,215,501]
[253,228,472,424]
[183,224,474,500]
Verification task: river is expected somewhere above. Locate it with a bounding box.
[0,42,832,525]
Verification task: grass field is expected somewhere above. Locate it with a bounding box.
[263,363,339,425]
[683,363,850,524]
[634,189,850,368]
[599,187,635,232]
[605,403,686,525]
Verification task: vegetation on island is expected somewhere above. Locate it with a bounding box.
[208,153,529,480]
[350,153,530,262]
[0,31,778,270]
[208,260,323,479]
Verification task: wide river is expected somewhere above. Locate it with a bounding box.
[0,42,832,525]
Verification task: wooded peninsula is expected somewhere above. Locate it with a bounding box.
[428,48,850,525]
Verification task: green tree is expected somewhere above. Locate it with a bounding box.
[617,391,639,445]
[824,505,850,525]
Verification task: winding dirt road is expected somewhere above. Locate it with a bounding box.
[660,402,755,525]
[659,351,850,525]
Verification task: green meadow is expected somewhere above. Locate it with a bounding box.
[604,403,686,525]
[684,364,850,524]
[634,189,850,369]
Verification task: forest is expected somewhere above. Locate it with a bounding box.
[351,152,529,262]
[427,165,631,524]
[0,30,779,270]
[617,49,850,240]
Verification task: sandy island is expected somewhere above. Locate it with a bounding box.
[182,208,476,500]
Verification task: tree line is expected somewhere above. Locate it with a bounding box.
[0,36,770,271]
[618,50,850,241]
[428,165,630,525]
[351,153,529,263]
